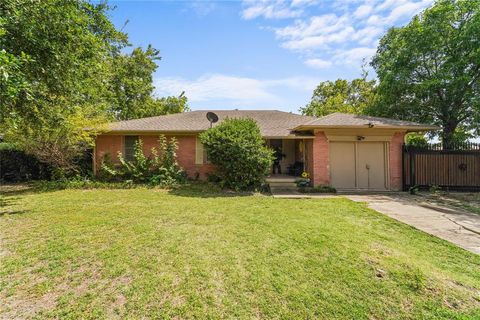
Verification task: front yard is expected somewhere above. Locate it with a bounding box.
[1,184,479,319]
[415,192,480,216]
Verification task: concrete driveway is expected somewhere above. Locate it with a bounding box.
[346,194,480,255]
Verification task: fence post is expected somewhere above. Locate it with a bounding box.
[409,149,415,189]
[402,145,406,191]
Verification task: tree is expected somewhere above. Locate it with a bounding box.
[370,0,480,146]
[0,0,127,174]
[301,77,376,117]
[108,46,189,120]
[405,133,429,148]
[200,118,273,191]
[147,93,190,118]
[0,0,188,174]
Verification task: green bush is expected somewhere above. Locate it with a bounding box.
[405,133,429,148]
[0,142,52,182]
[100,135,186,186]
[200,118,274,191]
[298,185,336,194]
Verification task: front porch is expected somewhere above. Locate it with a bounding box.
[266,138,312,178]
[266,174,298,194]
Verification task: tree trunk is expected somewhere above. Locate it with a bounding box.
[442,119,458,149]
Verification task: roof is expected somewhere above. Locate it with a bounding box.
[105,110,438,137]
[293,112,439,131]
[108,110,317,137]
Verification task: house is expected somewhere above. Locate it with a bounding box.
[94,110,437,191]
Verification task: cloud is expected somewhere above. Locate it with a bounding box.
[352,26,384,46]
[154,74,319,107]
[333,47,377,65]
[304,58,332,69]
[241,0,302,20]
[275,14,353,50]
[240,0,319,20]
[189,1,216,17]
[264,0,435,69]
[383,0,433,24]
[354,5,373,19]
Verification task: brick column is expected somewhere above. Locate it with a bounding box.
[311,131,330,186]
[389,132,405,190]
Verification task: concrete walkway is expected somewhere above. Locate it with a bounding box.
[345,194,480,255]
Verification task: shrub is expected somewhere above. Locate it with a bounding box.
[100,135,186,186]
[0,143,52,182]
[298,185,336,194]
[405,133,429,148]
[200,118,274,191]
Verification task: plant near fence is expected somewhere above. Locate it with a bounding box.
[100,135,186,186]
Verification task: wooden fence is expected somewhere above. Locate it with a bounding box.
[403,143,480,191]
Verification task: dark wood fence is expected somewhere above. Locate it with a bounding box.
[403,142,480,191]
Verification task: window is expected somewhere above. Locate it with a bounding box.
[124,136,139,161]
[195,136,210,164]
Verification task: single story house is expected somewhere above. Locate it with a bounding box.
[94,110,437,191]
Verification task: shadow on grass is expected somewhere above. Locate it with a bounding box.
[167,181,263,198]
[0,183,40,196]
[0,193,30,216]
[0,209,29,216]
[0,181,265,199]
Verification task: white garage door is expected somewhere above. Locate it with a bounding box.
[330,141,387,190]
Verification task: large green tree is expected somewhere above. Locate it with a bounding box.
[0,0,127,172]
[370,0,480,145]
[301,77,376,117]
[0,0,188,173]
[109,46,189,120]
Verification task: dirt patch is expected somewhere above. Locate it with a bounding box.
[0,261,132,319]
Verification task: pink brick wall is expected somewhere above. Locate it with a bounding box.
[94,134,214,179]
[95,131,405,189]
[311,131,330,186]
[95,135,122,168]
[389,132,405,191]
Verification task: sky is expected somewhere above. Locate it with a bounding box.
[106,0,435,113]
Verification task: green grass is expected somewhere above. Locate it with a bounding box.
[1,184,480,319]
[417,192,480,216]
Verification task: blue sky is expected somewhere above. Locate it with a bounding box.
[107,0,434,112]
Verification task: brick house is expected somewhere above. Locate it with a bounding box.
[94,110,437,191]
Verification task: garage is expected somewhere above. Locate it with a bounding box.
[330,141,388,190]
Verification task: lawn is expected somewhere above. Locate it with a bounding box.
[416,192,480,216]
[1,184,480,319]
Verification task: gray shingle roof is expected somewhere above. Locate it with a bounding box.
[294,112,438,130]
[108,110,317,137]
[106,110,437,136]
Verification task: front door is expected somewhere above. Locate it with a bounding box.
[270,139,283,174]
